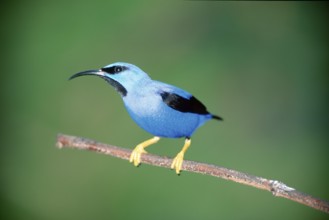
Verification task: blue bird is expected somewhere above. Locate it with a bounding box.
[69,62,222,174]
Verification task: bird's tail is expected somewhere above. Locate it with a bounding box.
[211,114,223,121]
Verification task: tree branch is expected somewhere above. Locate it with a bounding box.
[56,133,329,214]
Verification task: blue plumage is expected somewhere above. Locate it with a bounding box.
[70,62,222,174]
[123,80,213,138]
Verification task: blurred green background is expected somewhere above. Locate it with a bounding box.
[1,1,328,220]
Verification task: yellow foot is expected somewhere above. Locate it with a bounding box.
[129,136,160,167]
[171,138,191,174]
[171,152,185,174]
[129,145,147,166]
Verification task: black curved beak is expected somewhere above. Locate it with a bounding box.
[69,69,105,80]
[69,69,128,96]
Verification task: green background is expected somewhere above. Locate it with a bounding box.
[1,1,328,220]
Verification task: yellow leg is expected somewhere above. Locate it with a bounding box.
[171,138,191,174]
[129,136,160,166]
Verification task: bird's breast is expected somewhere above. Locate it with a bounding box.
[122,93,209,138]
[123,93,162,117]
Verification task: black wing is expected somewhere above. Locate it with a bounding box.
[160,91,223,120]
[160,91,210,115]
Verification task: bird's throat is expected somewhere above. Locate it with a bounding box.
[101,76,127,97]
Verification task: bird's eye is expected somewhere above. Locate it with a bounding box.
[114,66,122,73]
[101,65,126,74]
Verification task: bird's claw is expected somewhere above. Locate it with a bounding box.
[171,151,185,174]
[129,145,147,166]
[129,136,160,167]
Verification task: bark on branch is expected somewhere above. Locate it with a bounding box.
[56,133,329,214]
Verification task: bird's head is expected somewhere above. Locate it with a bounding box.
[69,62,151,97]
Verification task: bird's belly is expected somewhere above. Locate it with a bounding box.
[125,102,209,138]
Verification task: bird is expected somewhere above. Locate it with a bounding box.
[69,62,222,174]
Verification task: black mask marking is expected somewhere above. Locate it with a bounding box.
[101,65,128,74]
